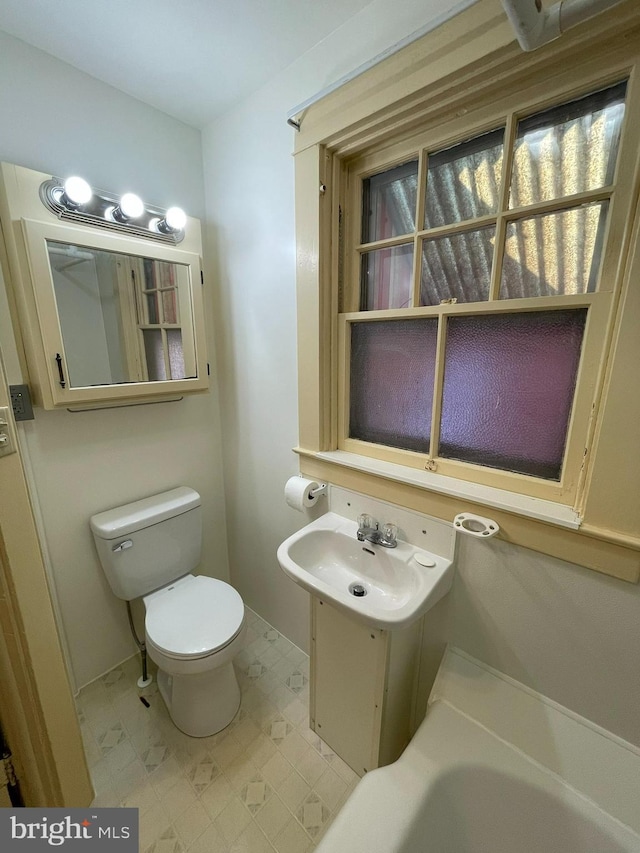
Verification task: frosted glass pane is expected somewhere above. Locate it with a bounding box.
[510,82,626,208]
[439,310,586,479]
[420,226,495,305]
[350,319,438,452]
[361,243,414,310]
[501,203,607,299]
[143,330,166,381]
[167,329,185,379]
[424,129,504,229]
[362,160,418,243]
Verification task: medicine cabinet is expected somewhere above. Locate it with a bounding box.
[0,163,209,409]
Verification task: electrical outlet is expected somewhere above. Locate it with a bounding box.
[9,384,34,421]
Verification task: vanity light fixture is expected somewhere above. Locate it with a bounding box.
[40,175,186,244]
[112,192,145,223]
[61,176,93,208]
[157,206,187,234]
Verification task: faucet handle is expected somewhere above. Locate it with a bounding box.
[357,513,376,531]
[381,522,398,545]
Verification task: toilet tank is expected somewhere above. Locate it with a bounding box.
[90,486,202,600]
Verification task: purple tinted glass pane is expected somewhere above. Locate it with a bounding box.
[350,319,438,452]
[420,226,494,305]
[440,310,587,479]
[500,203,608,299]
[361,243,414,310]
[424,128,504,229]
[362,160,418,243]
[143,329,166,381]
[167,329,185,379]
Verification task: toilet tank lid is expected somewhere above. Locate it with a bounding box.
[90,486,200,540]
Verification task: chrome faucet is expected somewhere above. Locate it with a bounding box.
[356,514,398,548]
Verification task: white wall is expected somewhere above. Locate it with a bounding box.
[420,535,640,747]
[202,0,464,653]
[202,1,640,749]
[0,31,229,689]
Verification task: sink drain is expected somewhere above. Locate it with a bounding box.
[349,582,367,597]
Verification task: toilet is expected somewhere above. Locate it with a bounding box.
[90,486,245,737]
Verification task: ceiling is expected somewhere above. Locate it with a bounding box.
[0,0,381,128]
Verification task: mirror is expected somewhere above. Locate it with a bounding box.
[0,161,208,409]
[46,240,195,388]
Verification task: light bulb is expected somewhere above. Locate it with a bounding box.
[165,207,186,231]
[63,176,92,206]
[119,193,144,219]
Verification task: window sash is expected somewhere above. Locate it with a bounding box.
[347,81,628,313]
[338,291,609,502]
[336,79,630,501]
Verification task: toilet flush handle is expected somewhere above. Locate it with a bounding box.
[112,539,133,552]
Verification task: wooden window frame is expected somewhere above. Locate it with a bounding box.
[293,0,640,582]
[337,79,630,504]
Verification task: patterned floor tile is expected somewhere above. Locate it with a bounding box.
[273,817,312,853]
[186,821,229,853]
[173,800,212,848]
[96,722,128,752]
[255,793,291,841]
[145,825,184,853]
[214,797,252,846]
[285,672,308,694]
[241,777,273,814]
[230,821,274,853]
[295,792,330,839]
[187,752,221,793]
[81,606,355,852]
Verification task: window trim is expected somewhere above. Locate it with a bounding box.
[293,0,640,582]
[338,75,629,504]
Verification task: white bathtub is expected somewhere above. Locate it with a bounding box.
[317,649,640,853]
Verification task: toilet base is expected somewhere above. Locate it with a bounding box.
[157,662,241,737]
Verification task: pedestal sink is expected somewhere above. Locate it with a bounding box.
[277,511,454,630]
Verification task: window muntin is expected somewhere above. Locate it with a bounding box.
[356,80,627,309]
[344,80,628,490]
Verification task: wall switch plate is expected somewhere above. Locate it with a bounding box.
[9,384,34,421]
[0,407,16,457]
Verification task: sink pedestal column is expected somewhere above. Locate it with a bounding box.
[310,596,422,777]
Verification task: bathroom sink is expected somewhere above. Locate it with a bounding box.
[277,512,454,629]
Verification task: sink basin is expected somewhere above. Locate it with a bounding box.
[277,512,454,629]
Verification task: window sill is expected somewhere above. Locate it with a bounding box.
[304,449,582,530]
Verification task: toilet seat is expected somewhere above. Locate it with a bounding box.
[144,574,244,660]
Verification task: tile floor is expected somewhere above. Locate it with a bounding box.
[77,607,358,852]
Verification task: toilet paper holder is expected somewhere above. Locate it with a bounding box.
[309,483,327,499]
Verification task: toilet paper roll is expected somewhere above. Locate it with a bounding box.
[285,476,323,511]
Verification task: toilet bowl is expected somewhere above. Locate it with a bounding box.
[143,574,245,736]
[90,486,245,737]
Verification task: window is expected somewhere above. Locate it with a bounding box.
[134,259,187,381]
[341,81,628,500]
[293,4,640,580]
